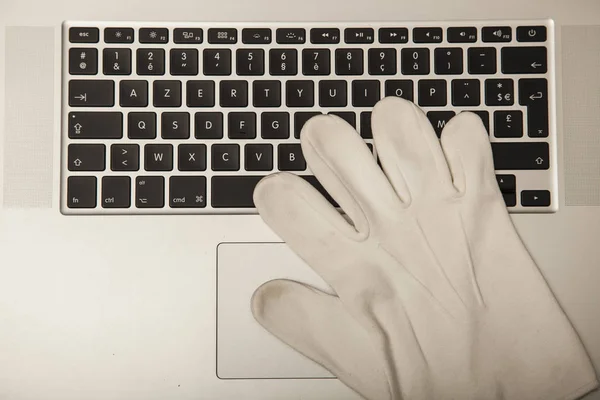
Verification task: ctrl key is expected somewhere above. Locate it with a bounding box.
[136,176,165,208]
[67,176,97,208]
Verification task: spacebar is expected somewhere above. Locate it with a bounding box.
[211,175,337,208]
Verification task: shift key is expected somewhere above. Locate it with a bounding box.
[68,112,123,139]
[69,80,115,107]
[491,142,549,170]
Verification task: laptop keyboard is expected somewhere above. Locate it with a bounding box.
[62,20,556,214]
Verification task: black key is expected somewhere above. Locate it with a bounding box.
[503,193,517,207]
[311,28,340,44]
[485,79,514,106]
[519,78,549,137]
[67,176,97,208]
[220,81,248,107]
[174,28,203,43]
[208,28,237,44]
[468,48,497,74]
[161,112,190,139]
[286,81,314,107]
[501,47,547,74]
[111,144,139,171]
[270,49,298,76]
[169,176,207,208]
[379,28,408,43]
[69,27,99,43]
[195,112,223,139]
[482,26,512,42]
[203,49,232,75]
[178,144,207,171]
[345,28,374,44]
[418,80,447,107]
[245,144,273,171]
[352,80,380,107]
[401,48,430,75]
[103,48,131,75]
[369,48,397,75]
[69,48,98,75]
[329,112,356,128]
[68,80,114,107]
[253,81,281,107]
[521,190,551,207]
[276,28,306,44]
[120,80,148,107]
[212,176,261,208]
[145,144,173,171]
[494,111,523,138]
[303,49,331,76]
[68,144,105,171]
[413,27,443,43]
[491,142,549,170]
[104,27,134,43]
[360,112,372,139]
[140,28,169,43]
[237,49,265,76]
[385,80,414,101]
[472,111,490,133]
[427,111,456,138]
[434,48,463,75]
[212,144,240,171]
[452,79,480,106]
[68,112,123,139]
[153,80,181,107]
[228,112,257,139]
[186,81,215,107]
[242,28,272,44]
[335,49,363,75]
[128,112,156,139]
[517,26,547,42]
[262,112,290,139]
[496,174,516,192]
[294,112,321,138]
[278,144,306,171]
[137,49,165,75]
[447,27,477,43]
[170,49,199,75]
[136,176,164,208]
[319,81,347,107]
[101,176,131,208]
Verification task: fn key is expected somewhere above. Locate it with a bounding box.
[67,176,97,208]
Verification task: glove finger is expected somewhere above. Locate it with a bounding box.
[252,279,392,400]
[371,97,456,203]
[254,172,364,285]
[439,111,498,197]
[300,114,403,232]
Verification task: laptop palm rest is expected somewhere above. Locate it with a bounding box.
[216,242,335,379]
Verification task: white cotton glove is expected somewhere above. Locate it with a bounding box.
[250,97,599,400]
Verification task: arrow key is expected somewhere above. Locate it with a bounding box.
[496,174,516,192]
[111,144,139,171]
[68,144,105,171]
[521,190,551,207]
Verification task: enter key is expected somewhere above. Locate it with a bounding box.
[519,78,549,137]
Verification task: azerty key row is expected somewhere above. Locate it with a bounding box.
[69,47,548,76]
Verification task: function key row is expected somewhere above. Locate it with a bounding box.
[69,25,548,44]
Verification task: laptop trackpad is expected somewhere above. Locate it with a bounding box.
[217,242,335,379]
